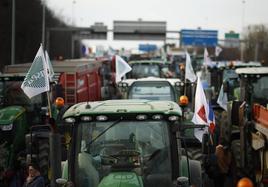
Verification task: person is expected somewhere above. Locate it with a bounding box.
[23,163,45,187]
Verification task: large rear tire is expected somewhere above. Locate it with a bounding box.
[38,138,50,185]
[189,160,202,187]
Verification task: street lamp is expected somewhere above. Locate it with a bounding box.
[11,0,15,65]
[42,0,46,48]
[241,0,246,61]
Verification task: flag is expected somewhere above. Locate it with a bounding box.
[204,48,212,67]
[215,46,223,57]
[185,52,196,82]
[208,101,216,134]
[217,84,228,111]
[115,55,132,83]
[45,50,54,81]
[192,76,209,142]
[21,44,50,98]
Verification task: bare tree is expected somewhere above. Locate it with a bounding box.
[243,24,268,66]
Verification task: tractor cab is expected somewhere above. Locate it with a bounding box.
[127,60,169,79]
[60,100,203,187]
[0,74,45,123]
[117,77,183,103]
[235,67,268,114]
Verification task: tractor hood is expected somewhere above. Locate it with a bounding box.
[98,172,143,187]
[0,106,25,125]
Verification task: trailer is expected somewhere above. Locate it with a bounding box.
[4,59,103,105]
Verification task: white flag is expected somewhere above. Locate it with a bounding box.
[215,46,223,57]
[185,52,196,82]
[204,48,212,67]
[45,50,54,81]
[217,84,228,111]
[192,76,209,142]
[116,55,132,83]
[21,44,50,98]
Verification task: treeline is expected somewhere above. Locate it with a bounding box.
[0,0,72,72]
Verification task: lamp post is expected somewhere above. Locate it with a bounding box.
[11,0,15,65]
[72,0,76,26]
[42,0,46,48]
[241,0,245,61]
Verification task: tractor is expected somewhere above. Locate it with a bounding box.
[126,60,171,79]
[58,99,203,187]
[203,67,268,187]
[0,74,46,186]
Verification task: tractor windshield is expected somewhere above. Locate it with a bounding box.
[76,120,172,186]
[251,76,268,106]
[131,64,161,78]
[128,81,176,101]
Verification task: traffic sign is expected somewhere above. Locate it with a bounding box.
[113,20,166,41]
[180,29,218,46]
[139,44,157,52]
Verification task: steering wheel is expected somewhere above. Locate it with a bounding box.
[99,144,128,165]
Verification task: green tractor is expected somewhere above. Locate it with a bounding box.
[0,74,46,186]
[0,106,28,186]
[0,74,59,186]
[59,99,203,187]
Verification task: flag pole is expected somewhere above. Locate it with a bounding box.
[43,45,52,119]
[46,91,52,118]
[184,69,187,95]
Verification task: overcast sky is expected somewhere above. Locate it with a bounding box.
[45,0,268,49]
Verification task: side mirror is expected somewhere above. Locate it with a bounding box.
[231,101,243,126]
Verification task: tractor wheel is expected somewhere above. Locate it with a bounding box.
[189,160,202,187]
[38,139,50,183]
[186,147,203,162]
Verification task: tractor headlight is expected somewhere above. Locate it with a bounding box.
[175,81,184,87]
[118,82,128,88]
[64,117,76,123]
[168,115,179,121]
[81,116,92,122]
[96,115,108,121]
[152,114,163,120]
[1,123,13,131]
[136,114,147,120]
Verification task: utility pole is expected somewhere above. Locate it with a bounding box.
[241,0,245,61]
[42,0,46,48]
[11,0,15,65]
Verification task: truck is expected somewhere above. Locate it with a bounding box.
[203,67,268,187]
[59,99,203,187]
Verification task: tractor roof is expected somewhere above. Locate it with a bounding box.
[63,99,182,119]
[236,67,268,75]
[128,60,168,65]
[120,77,182,86]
